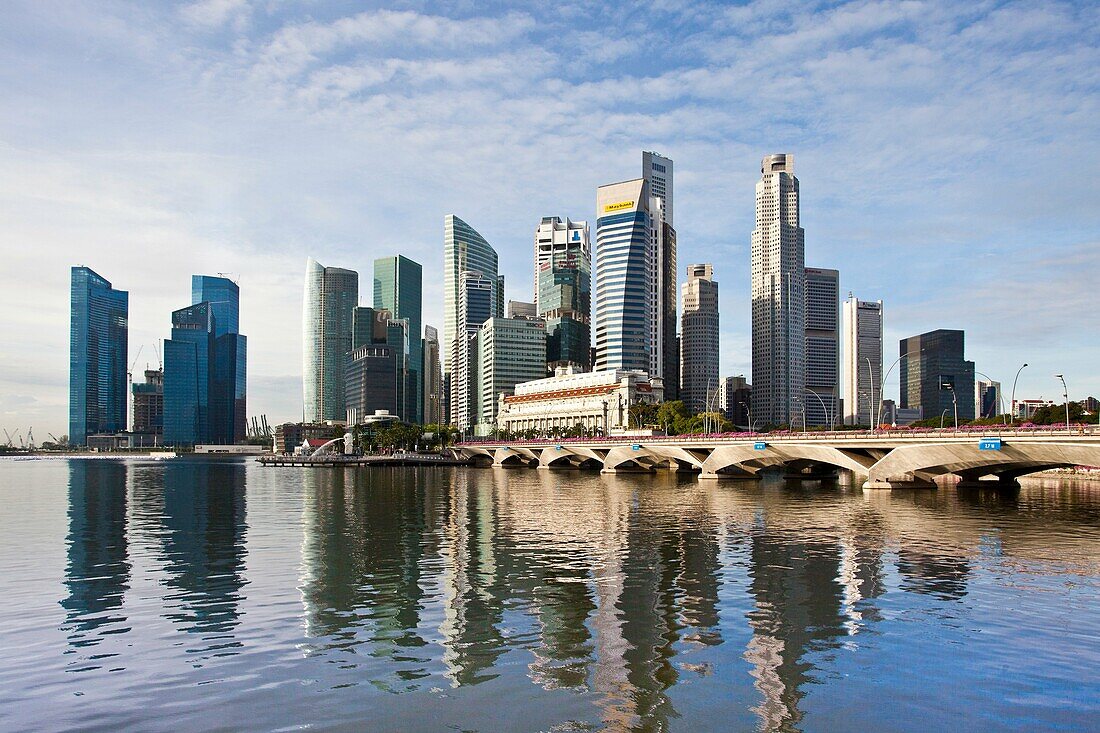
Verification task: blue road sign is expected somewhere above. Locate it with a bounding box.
[754,442,767,450]
[979,438,1002,451]
[632,444,642,451]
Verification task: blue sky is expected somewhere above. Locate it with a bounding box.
[1,0,1097,436]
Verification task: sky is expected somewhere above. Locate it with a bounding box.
[1,0,1098,439]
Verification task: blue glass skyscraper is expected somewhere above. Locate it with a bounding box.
[69,267,128,446]
[163,276,246,445]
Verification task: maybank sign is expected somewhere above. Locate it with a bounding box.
[603,200,635,213]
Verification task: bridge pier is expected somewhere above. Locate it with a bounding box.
[862,476,937,490]
[956,477,1021,490]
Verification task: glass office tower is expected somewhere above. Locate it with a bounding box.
[163,276,247,446]
[535,216,591,370]
[69,266,129,446]
[373,255,423,423]
[303,258,358,422]
[443,215,499,380]
[163,302,214,445]
[193,275,246,443]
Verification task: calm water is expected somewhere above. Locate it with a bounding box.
[1,458,1098,732]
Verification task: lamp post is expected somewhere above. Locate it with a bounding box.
[874,349,924,433]
[1009,363,1028,426]
[865,357,876,433]
[974,370,1005,421]
[1055,374,1069,430]
[944,383,958,432]
[807,390,833,431]
[940,408,949,429]
[740,401,754,433]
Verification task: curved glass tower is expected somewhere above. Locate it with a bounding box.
[443,215,498,425]
[303,257,358,423]
[594,179,654,374]
[69,267,128,445]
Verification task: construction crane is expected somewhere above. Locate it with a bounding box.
[25,427,35,451]
[152,342,162,370]
[2,429,13,448]
[48,432,64,446]
[126,345,145,432]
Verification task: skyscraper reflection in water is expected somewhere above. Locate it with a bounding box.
[62,460,131,653]
[159,461,248,658]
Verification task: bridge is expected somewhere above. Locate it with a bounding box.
[456,428,1100,489]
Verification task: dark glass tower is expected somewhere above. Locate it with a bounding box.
[163,276,247,445]
[374,256,423,423]
[69,266,128,446]
[899,329,976,422]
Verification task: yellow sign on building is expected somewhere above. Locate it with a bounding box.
[603,200,635,213]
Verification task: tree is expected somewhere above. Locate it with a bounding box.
[1029,402,1086,425]
[657,400,691,434]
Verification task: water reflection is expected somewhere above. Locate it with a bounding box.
[62,460,131,652]
[159,461,248,651]
[39,461,1100,732]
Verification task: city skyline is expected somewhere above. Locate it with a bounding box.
[3,2,1099,436]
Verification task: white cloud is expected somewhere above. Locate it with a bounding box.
[180,0,251,30]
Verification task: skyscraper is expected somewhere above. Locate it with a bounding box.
[595,178,656,374]
[164,302,214,445]
[303,258,358,423]
[476,317,547,434]
[345,307,398,424]
[900,329,976,422]
[751,153,805,427]
[444,215,499,418]
[374,255,423,423]
[423,325,442,425]
[804,267,839,428]
[70,266,128,445]
[534,216,591,369]
[192,275,247,443]
[163,275,247,446]
[449,271,495,431]
[843,296,883,426]
[680,264,719,413]
[643,151,677,393]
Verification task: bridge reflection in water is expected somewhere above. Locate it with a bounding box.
[459,429,1100,489]
[45,461,1100,732]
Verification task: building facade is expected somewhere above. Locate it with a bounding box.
[718,375,752,427]
[535,216,591,370]
[449,271,496,431]
[976,379,1001,419]
[192,275,247,444]
[680,264,719,413]
[475,317,547,434]
[751,153,806,427]
[303,257,358,423]
[804,267,839,428]
[444,215,499,418]
[900,329,976,422]
[132,369,163,439]
[497,369,664,436]
[345,344,397,425]
[163,302,214,445]
[643,151,677,394]
[423,325,443,425]
[843,296,883,426]
[595,178,656,374]
[69,266,129,446]
[373,255,423,423]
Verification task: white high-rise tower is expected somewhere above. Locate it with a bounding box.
[843,295,883,426]
[751,153,805,427]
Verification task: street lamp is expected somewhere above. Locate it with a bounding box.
[1055,374,1070,430]
[974,370,1004,421]
[1010,363,1028,425]
[942,382,958,432]
[807,390,833,431]
[876,350,922,433]
[739,401,755,433]
[865,357,876,433]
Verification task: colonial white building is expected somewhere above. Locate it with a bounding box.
[497,368,663,435]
